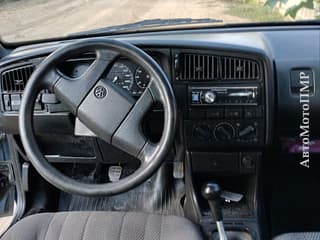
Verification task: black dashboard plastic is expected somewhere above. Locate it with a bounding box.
[265,30,320,136]
[0,25,319,144]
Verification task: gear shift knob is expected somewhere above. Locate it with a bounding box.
[202,182,227,240]
[201,182,221,200]
[201,182,223,221]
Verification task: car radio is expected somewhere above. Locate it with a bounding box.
[189,86,259,106]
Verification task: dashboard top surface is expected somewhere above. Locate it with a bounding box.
[1,25,319,64]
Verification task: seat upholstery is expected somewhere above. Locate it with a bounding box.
[273,232,320,240]
[1,211,203,240]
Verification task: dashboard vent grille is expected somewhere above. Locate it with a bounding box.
[176,53,261,81]
[220,56,260,80]
[1,64,35,93]
[179,53,219,81]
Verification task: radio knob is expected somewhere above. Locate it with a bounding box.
[204,91,216,104]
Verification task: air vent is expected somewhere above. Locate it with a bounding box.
[1,64,39,112]
[220,56,260,80]
[175,53,261,81]
[1,64,35,93]
[178,53,219,81]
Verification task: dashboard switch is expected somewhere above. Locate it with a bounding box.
[225,108,242,118]
[240,152,259,173]
[241,155,255,169]
[2,95,11,111]
[10,94,21,111]
[244,108,256,118]
[207,109,224,119]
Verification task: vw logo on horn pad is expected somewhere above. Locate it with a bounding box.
[94,86,107,99]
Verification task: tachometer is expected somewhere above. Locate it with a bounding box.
[108,63,133,91]
[135,66,150,89]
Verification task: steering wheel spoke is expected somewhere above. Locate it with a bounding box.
[51,50,118,114]
[112,83,156,158]
[80,49,117,83]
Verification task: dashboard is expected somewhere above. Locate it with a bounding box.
[0,25,319,174]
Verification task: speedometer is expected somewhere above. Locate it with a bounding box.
[135,66,150,89]
[108,63,133,91]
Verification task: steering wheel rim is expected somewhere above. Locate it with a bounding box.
[19,39,177,196]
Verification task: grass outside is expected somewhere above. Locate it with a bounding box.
[226,0,285,22]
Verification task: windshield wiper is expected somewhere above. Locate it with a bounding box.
[70,18,223,36]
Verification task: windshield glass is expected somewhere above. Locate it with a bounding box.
[0,0,319,42]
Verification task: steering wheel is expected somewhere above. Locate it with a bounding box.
[19,39,177,196]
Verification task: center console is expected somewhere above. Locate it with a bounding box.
[172,48,272,239]
[187,82,264,174]
[173,49,267,172]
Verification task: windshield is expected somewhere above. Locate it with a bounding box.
[0,0,319,42]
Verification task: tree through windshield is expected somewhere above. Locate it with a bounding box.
[0,0,319,42]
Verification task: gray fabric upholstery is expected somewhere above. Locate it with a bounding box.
[273,232,320,240]
[1,211,203,240]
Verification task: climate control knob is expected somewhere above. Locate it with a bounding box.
[214,123,235,141]
[193,124,212,142]
[204,91,216,104]
[238,125,257,140]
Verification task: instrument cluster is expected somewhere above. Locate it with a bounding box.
[105,59,151,96]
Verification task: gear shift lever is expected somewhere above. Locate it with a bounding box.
[202,182,228,240]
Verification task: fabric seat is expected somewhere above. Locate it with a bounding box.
[273,232,320,240]
[1,211,203,240]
